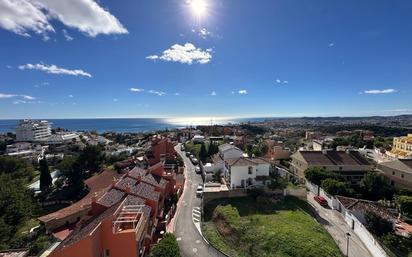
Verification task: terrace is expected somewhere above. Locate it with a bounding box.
[112,204,150,239]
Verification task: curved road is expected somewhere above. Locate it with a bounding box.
[174,145,224,257]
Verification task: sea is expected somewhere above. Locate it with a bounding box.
[0,117,271,134]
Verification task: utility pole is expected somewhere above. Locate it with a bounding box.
[346,232,351,257]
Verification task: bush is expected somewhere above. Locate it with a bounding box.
[365,211,393,237]
[397,195,412,218]
[150,233,181,257]
[304,167,342,186]
[321,178,353,196]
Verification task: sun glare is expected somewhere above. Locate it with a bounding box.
[190,0,207,18]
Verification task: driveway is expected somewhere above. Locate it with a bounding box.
[173,144,225,257]
[307,192,373,257]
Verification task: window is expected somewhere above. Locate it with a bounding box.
[401,174,405,178]
[248,166,253,174]
[393,171,395,175]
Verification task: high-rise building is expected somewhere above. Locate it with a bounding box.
[16,119,52,142]
[389,134,412,159]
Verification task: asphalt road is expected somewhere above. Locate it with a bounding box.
[307,192,373,257]
[174,145,224,257]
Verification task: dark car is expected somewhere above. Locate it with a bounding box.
[185,151,190,157]
[314,196,328,207]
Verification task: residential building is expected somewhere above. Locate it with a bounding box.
[49,196,151,257]
[192,135,205,143]
[290,150,372,184]
[146,135,176,165]
[377,159,412,190]
[16,119,52,142]
[312,140,323,151]
[264,140,291,160]
[225,157,271,188]
[389,134,412,159]
[218,143,244,160]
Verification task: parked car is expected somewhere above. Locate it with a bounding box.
[192,158,198,165]
[186,152,190,157]
[189,154,194,159]
[196,184,203,197]
[314,196,328,207]
[180,145,185,151]
[195,166,201,174]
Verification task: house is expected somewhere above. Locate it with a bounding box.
[49,196,151,257]
[225,157,271,189]
[312,140,323,151]
[290,150,372,184]
[377,159,412,190]
[192,135,205,143]
[218,143,244,160]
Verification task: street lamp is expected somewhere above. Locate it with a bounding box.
[346,232,351,257]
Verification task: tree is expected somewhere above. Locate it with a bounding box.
[321,178,353,196]
[57,156,86,198]
[199,143,207,162]
[365,211,393,237]
[268,172,287,190]
[304,167,341,186]
[360,172,394,201]
[150,233,181,257]
[39,158,52,190]
[77,145,104,173]
[208,142,219,156]
[0,156,34,180]
[397,195,412,218]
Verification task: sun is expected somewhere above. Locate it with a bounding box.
[190,0,207,18]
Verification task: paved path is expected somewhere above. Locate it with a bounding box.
[173,145,225,257]
[307,192,373,257]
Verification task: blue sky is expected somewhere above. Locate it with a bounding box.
[0,0,411,119]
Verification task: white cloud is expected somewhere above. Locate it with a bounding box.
[364,89,397,94]
[68,94,74,98]
[22,95,36,100]
[275,78,289,85]
[146,43,212,65]
[0,93,36,101]
[0,0,54,37]
[329,43,335,47]
[174,93,180,96]
[129,88,144,92]
[62,29,73,41]
[238,90,247,94]
[0,0,127,38]
[148,90,166,96]
[19,63,92,77]
[192,28,211,39]
[113,98,118,102]
[13,100,27,105]
[0,93,16,99]
[6,65,12,69]
[210,91,216,96]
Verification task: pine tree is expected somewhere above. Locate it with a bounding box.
[199,143,207,162]
[39,158,52,190]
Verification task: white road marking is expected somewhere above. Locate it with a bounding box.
[176,237,182,241]
[193,248,198,253]
[196,240,201,244]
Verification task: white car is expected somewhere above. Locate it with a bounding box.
[196,185,203,197]
[195,166,201,173]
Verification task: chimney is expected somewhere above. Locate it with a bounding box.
[91,192,98,203]
[126,183,131,194]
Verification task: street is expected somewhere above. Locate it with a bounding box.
[307,192,373,257]
[173,145,224,257]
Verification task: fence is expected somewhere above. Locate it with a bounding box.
[336,198,389,257]
[305,181,340,209]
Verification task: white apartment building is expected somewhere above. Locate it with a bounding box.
[16,120,52,142]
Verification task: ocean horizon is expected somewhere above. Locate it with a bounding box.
[0,117,270,134]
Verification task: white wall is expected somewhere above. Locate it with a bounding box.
[230,163,270,188]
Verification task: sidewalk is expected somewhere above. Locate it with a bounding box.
[307,192,373,257]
